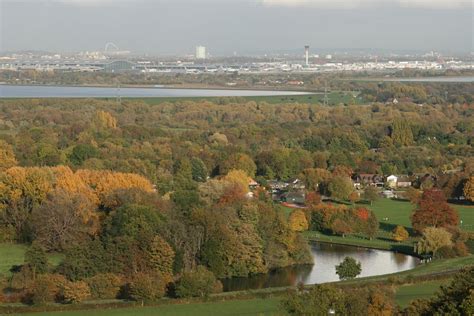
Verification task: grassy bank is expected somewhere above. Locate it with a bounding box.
[395,280,449,308]
[10,298,284,316]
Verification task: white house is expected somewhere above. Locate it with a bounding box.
[386,175,398,188]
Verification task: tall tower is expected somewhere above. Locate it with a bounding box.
[195,46,206,59]
[304,45,309,66]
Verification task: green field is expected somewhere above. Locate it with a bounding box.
[0,243,63,277]
[13,298,284,316]
[395,280,448,308]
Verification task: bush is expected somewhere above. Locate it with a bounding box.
[454,241,469,257]
[61,281,91,304]
[175,266,223,298]
[29,274,67,305]
[86,273,123,299]
[435,245,456,259]
[126,272,167,302]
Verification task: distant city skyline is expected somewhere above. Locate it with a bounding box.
[1,0,472,54]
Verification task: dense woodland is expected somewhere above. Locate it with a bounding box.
[0,81,473,308]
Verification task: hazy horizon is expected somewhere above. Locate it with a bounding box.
[1,0,473,55]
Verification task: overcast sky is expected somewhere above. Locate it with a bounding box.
[0,0,472,55]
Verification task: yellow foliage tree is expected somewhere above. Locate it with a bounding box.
[391,225,409,242]
[0,140,17,171]
[93,110,117,130]
[464,176,474,202]
[288,209,309,232]
[223,169,250,194]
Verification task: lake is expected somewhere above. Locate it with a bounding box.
[0,85,310,98]
[221,242,419,292]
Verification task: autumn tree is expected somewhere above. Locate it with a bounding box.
[363,186,379,205]
[126,272,167,303]
[0,140,17,171]
[61,281,91,304]
[148,235,175,276]
[335,256,362,280]
[30,190,97,251]
[416,227,453,256]
[219,153,256,177]
[404,187,422,204]
[348,191,360,204]
[288,209,309,232]
[411,189,459,233]
[464,176,474,202]
[392,225,409,242]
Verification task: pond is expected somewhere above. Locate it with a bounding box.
[0,85,310,98]
[221,242,419,292]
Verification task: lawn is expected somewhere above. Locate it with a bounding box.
[303,198,473,253]
[368,198,474,233]
[13,298,284,316]
[395,280,449,308]
[0,243,63,278]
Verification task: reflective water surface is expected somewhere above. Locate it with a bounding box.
[221,242,419,292]
[0,85,309,98]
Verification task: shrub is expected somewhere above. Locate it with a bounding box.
[175,266,222,298]
[126,272,167,302]
[29,274,67,305]
[454,241,469,257]
[435,245,456,259]
[391,225,409,242]
[86,273,123,299]
[61,281,91,304]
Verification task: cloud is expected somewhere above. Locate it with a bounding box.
[260,0,471,9]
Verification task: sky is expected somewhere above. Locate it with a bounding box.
[0,0,472,55]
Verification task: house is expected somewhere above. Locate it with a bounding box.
[386,174,412,188]
[282,191,306,205]
[386,175,398,188]
[267,180,288,191]
[397,176,412,188]
[288,178,306,190]
[352,173,384,189]
[248,178,259,190]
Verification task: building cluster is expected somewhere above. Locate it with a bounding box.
[0,51,472,74]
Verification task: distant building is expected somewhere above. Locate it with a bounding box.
[195,46,206,59]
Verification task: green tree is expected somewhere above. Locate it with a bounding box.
[190,157,208,182]
[281,284,347,315]
[390,119,414,147]
[24,244,49,278]
[328,176,353,201]
[335,256,361,280]
[175,265,222,298]
[69,144,99,166]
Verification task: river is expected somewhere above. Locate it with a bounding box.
[0,85,310,98]
[221,242,419,292]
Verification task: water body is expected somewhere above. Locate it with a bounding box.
[0,85,310,98]
[373,76,474,83]
[221,242,419,292]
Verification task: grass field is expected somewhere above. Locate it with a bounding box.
[0,243,63,277]
[13,298,284,316]
[395,280,449,308]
